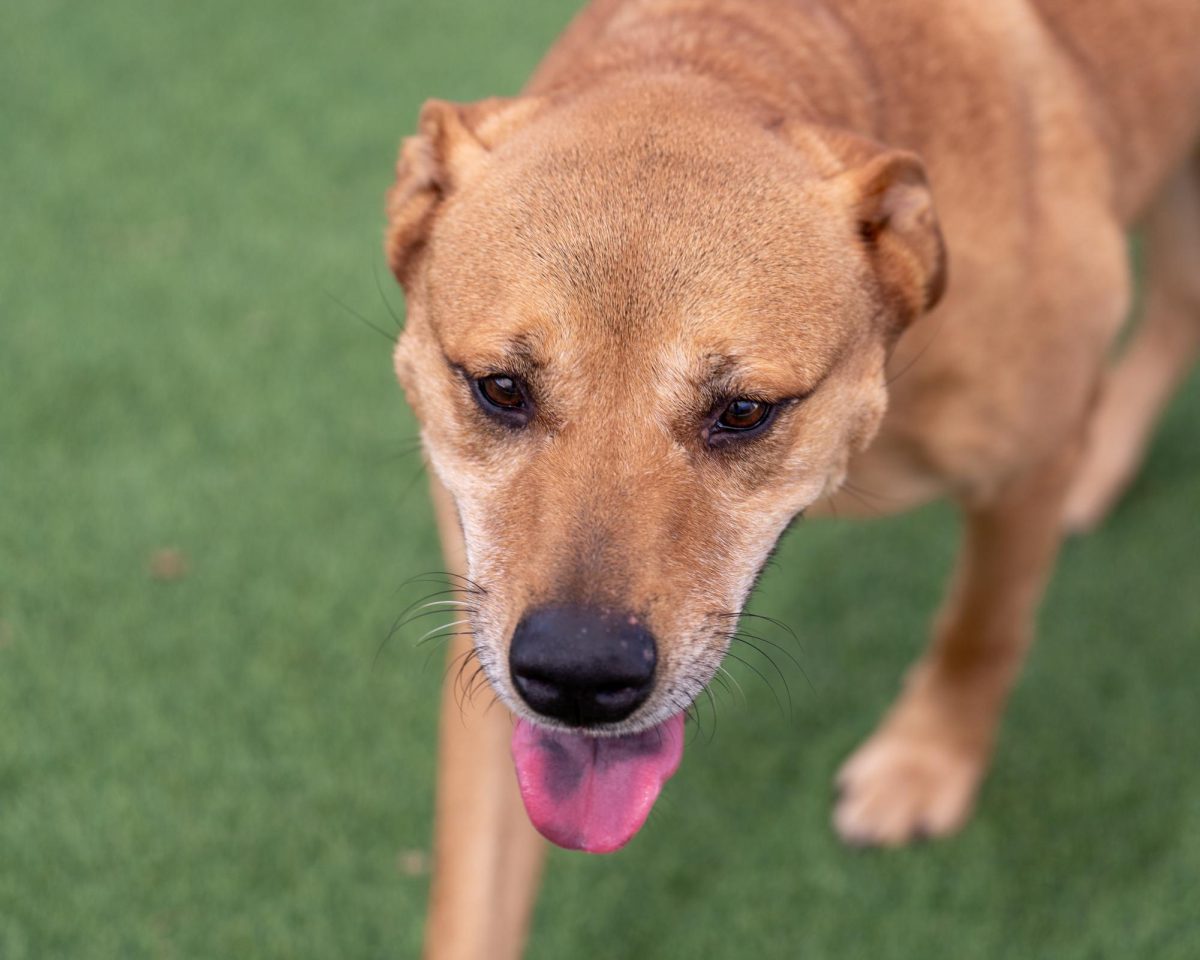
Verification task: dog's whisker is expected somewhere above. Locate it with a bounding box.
[661,688,701,743]
[394,605,479,631]
[731,629,806,670]
[420,633,477,674]
[416,629,475,649]
[415,618,474,647]
[718,610,802,648]
[387,441,426,461]
[459,660,490,712]
[416,570,486,588]
[411,599,477,615]
[400,578,475,592]
[324,289,397,344]
[687,688,715,744]
[885,306,948,388]
[372,259,405,331]
[448,647,481,714]
[395,576,486,600]
[393,588,471,623]
[468,666,492,703]
[730,630,813,691]
[728,636,795,719]
[381,603,472,656]
[368,435,426,468]
[377,598,478,666]
[841,479,896,505]
[442,647,474,684]
[699,684,719,743]
[832,481,889,517]
[724,649,790,720]
[715,664,746,704]
[712,680,733,706]
[682,700,703,741]
[400,571,488,596]
[708,669,734,704]
[397,460,430,506]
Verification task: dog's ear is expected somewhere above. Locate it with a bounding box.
[842,148,947,326]
[385,97,543,287]
[788,126,947,327]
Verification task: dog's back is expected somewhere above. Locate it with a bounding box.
[531,0,1200,219]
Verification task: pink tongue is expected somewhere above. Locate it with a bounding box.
[511,714,685,853]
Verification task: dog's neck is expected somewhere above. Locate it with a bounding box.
[524,0,882,140]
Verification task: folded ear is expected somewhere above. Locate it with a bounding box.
[385,96,543,287]
[787,126,947,327]
[843,148,947,325]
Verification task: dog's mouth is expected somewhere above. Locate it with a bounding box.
[511,713,686,853]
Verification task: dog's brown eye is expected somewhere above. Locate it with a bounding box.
[466,368,534,427]
[717,399,771,431]
[475,374,526,411]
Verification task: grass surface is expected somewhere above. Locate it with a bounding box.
[3,1,1199,957]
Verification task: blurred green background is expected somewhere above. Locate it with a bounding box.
[2,1,1198,957]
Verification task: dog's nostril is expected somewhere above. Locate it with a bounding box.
[592,686,644,712]
[509,606,657,726]
[514,675,560,702]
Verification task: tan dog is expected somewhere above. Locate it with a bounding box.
[385,1,1200,956]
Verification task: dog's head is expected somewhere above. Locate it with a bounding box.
[386,84,944,851]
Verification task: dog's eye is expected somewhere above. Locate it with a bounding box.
[716,398,772,432]
[471,374,531,424]
[478,375,524,408]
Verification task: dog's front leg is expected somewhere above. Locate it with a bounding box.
[834,433,1084,846]
[424,477,545,960]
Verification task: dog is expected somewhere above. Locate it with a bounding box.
[384,1,1200,955]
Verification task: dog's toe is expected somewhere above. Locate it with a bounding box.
[833,726,983,848]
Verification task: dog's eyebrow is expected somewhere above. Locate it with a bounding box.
[701,352,834,400]
[439,335,543,379]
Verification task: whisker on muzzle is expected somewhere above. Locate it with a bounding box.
[716,610,803,651]
[393,589,474,622]
[415,618,474,647]
[715,664,747,705]
[730,630,813,693]
[397,571,489,596]
[375,578,483,666]
[723,648,792,720]
[458,656,490,713]
[375,606,477,665]
[444,646,478,705]
[324,288,397,344]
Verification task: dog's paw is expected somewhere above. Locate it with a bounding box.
[833,723,985,848]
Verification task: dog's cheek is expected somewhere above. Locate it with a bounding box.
[807,388,887,500]
[831,343,891,456]
[848,381,889,454]
[392,330,428,418]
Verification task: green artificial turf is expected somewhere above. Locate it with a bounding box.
[2,1,1198,957]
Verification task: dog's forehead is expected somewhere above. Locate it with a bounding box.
[428,129,867,379]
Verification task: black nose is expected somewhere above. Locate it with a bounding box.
[509,606,657,726]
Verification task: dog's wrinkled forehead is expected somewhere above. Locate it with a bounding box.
[423,113,869,380]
